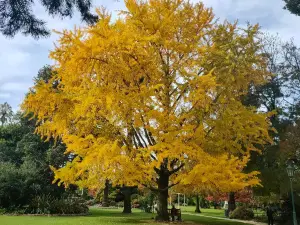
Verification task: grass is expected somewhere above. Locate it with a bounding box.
[0,207,253,225]
[180,206,225,218]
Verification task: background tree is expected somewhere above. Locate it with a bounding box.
[0,102,13,126]
[23,0,272,221]
[0,0,98,38]
[0,109,68,209]
[0,122,27,164]
[0,65,72,210]
[241,33,300,222]
[283,0,300,16]
[280,120,300,220]
[206,189,253,204]
[244,34,297,196]
[117,186,138,213]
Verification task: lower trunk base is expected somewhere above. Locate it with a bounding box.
[103,179,110,207]
[195,195,201,213]
[228,192,236,214]
[195,208,201,213]
[123,208,132,214]
[155,214,170,222]
[122,188,132,214]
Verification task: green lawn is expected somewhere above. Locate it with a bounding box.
[0,208,252,225]
[181,206,225,218]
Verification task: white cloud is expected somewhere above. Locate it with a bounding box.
[0,82,32,92]
[0,93,11,98]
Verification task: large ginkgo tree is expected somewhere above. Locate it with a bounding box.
[23,0,272,220]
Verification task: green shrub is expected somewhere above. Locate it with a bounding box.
[229,206,254,220]
[116,201,124,207]
[0,162,26,208]
[0,208,5,214]
[86,199,97,206]
[26,194,89,215]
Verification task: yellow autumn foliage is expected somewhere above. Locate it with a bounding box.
[23,0,272,196]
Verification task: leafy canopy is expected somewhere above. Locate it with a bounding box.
[0,0,98,38]
[283,0,300,17]
[23,0,272,193]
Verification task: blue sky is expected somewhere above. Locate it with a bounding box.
[1,0,300,111]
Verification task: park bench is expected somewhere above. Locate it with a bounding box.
[168,208,182,221]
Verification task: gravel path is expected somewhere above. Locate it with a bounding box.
[182,212,267,225]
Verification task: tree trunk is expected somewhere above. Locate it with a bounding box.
[156,171,170,221]
[228,192,236,213]
[195,195,201,213]
[103,179,109,207]
[122,187,132,213]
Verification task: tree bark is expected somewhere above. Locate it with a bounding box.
[123,192,132,213]
[103,179,109,207]
[122,187,133,213]
[228,192,236,213]
[156,170,170,221]
[195,195,201,213]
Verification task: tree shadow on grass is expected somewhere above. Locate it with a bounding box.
[87,208,249,225]
[183,214,252,225]
[87,208,156,224]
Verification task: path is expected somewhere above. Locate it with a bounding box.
[182,212,267,225]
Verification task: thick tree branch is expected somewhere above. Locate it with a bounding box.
[150,153,158,161]
[160,182,180,191]
[205,126,215,138]
[141,182,180,192]
[144,127,154,146]
[136,128,148,148]
[140,115,155,146]
[169,163,185,175]
[133,127,145,148]
[170,158,179,168]
[171,83,189,111]
[154,166,161,175]
[141,183,159,192]
[132,135,139,149]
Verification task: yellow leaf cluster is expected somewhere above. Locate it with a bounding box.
[22,0,272,193]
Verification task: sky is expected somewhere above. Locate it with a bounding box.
[1,0,300,111]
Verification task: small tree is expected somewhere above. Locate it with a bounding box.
[23,0,272,221]
[0,102,13,126]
